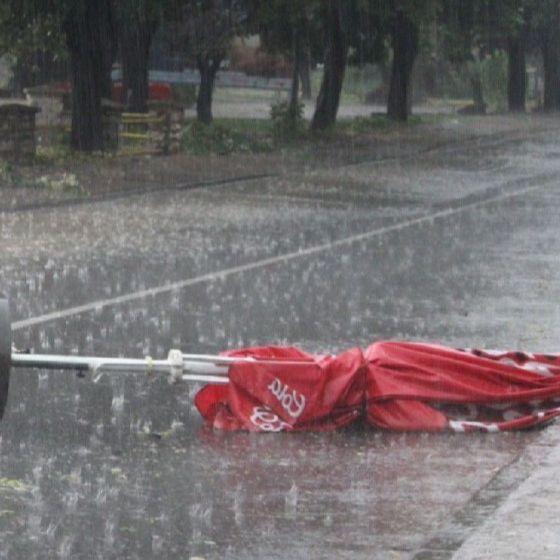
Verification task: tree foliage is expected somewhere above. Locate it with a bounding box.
[168,0,246,123]
[3,0,560,151]
[114,0,162,112]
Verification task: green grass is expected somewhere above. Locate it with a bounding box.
[0,161,23,188]
[34,129,114,166]
[181,111,437,156]
[336,113,433,134]
[213,117,274,135]
[0,129,90,195]
[182,118,275,155]
[0,158,87,195]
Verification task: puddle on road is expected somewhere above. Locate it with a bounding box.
[0,384,535,560]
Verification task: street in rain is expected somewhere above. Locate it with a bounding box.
[2,2,560,560]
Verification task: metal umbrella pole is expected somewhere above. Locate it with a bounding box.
[0,297,319,421]
[10,350,316,383]
[10,350,231,385]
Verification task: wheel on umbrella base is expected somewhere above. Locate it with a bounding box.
[0,298,11,420]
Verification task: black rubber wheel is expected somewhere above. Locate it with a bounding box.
[0,298,11,420]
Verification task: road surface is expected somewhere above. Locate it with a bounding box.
[1,124,560,559]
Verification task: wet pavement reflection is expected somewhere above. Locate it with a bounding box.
[1,129,560,558]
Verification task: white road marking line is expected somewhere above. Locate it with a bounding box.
[11,178,552,331]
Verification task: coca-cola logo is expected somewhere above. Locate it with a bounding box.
[268,378,306,419]
[250,406,291,432]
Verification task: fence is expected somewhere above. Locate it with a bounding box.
[118,103,184,155]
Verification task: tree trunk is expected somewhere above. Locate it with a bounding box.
[12,59,32,95]
[299,18,312,100]
[311,0,348,131]
[378,59,391,89]
[423,58,438,98]
[119,13,157,112]
[196,55,221,124]
[64,0,115,152]
[507,36,526,112]
[100,4,117,101]
[542,31,560,112]
[289,30,302,119]
[423,20,440,97]
[299,42,312,100]
[387,9,418,121]
[471,71,486,114]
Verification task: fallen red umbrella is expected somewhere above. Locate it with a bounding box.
[3,298,560,432]
[196,343,560,432]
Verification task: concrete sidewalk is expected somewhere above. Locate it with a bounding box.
[453,424,560,559]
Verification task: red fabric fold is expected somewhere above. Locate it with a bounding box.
[365,342,560,432]
[195,346,366,432]
[194,342,560,433]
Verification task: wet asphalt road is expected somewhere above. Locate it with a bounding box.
[2,127,560,559]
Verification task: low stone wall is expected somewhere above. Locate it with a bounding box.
[24,85,66,128]
[0,103,40,161]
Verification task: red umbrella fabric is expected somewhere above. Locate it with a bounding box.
[195,346,366,431]
[194,342,560,432]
